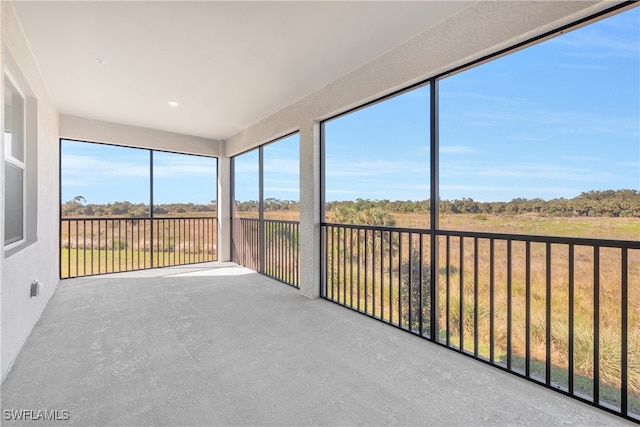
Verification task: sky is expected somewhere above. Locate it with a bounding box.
[324,6,639,202]
[233,134,300,203]
[62,7,639,205]
[61,142,216,205]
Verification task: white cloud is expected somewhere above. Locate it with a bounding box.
[440,184,580,201]
[153,155,216,178]
[615,161,640,168]
[562,155,601,163]
[62,154,149,182]
[555,62,609,71]
[326,189,360,195]
[383,184,430,191]
[478,164,616,182]
[507,134,550,143]
[264,178,298,186]
[326,158,426,178]
[264,186,299,193]
[63,153,216,182]
[263,158,300,175]
[440,145,479,154]
[554,28,639,60]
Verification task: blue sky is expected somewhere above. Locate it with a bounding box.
[61,141,216,205]
[324,6,639,202]
[233,134,300,203]
[62,7,639,205]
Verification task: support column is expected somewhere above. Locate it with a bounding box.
[217,155,231,262]
[298,120,321,298]
[430,78,440,341]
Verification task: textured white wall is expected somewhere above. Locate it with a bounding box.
[224,1,616,297]
[1,0,60,380]
[217,156,231,262]
[0,0,4,362]
[297,121,321,298]
[59,114,222,157]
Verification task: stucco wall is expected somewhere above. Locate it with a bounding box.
[1,1,60,380]
[59,114,222,157]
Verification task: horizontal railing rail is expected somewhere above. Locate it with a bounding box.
[322,222,640,249]
[60,216,217,279]
[321,222,639,421]
[232,217,300,288]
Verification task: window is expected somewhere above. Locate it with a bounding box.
[322,85,430,228]
[230,133,301,285]
[60,139,218,219]
[153,151,217,218]
[59,139,219,277]
[61,140,150,217]
[263,134,300,220]
[231,133,300,219]
[232,148,260,218]
[439,6,639,239]
[4,74,26,248]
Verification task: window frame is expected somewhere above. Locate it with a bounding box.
[4,70,27,250]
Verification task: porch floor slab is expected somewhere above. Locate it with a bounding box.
[1,264,630,426]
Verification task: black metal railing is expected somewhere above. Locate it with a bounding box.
[232,217,300,288]
[231,217,260,271]
[264,219,299,286]
[60,216,217,279]
[322,222,640,421]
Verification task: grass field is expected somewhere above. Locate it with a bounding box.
[245,209,640,239]
[60,248,216,278]
[383,211,640,240]
[60,216,217,278]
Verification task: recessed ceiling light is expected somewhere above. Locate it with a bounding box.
[95,58,105,66]
[168,101,179,107]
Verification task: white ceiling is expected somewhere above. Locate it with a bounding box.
[12,1,475,140]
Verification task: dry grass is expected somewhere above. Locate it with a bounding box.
[436,238,639,398]
[384,211,640,240]
[60,217,217,278]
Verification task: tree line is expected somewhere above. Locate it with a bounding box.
[238,189,640,218]
[63,189,640,218]
[62,198,216,217]
[326,189,640,218]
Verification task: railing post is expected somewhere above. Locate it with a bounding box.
[150,150,154,268]
[259,147,265,274]
[229,157,236,264]
[621,247,628,416]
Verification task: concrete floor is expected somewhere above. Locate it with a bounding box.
[1,263,632,426]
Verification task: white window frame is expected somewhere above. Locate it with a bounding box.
[4,70,27,250]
